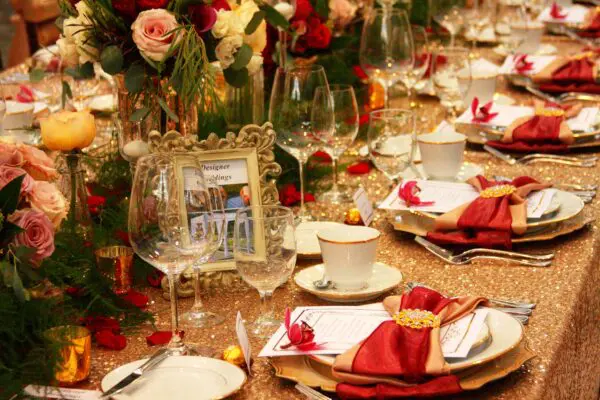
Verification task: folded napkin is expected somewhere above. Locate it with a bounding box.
[425,175,550,249]
[486,100,580,153]
[578,7,600,38]
[532,52,600,93]
[332,287,487,399]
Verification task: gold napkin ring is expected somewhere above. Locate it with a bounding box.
[480,185,517,199]
[393,309,441,329]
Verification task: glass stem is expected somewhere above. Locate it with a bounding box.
[191,269,204,312]
[450,33,455,47]
[258,290,274,320]
[298,160,306,218]
[66,152,78,234]
[167,274,183,349]
[278,29,287,66]
[332,157,339,190]
[383,82,390,109]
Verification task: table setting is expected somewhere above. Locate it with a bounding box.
[1,0,599,399]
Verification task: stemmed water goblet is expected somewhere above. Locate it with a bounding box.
[434,6,464,47]
[360,9,414,109]
[269,65,333,222]
[312,84,359,203]
[400,25,429,109]
[432,46,472,121]
[367,109,416,185]
[233,206,297,338]
[128,152,221,355]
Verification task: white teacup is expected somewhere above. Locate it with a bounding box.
[510,21,544,54]
[3,101,34,130]
[461,69,497,106]
[417,131,466,181]
[317,226,380,290]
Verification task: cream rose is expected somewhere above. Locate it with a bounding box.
[56,37,79,67]
[215,35,243,69]
[247,54,263,75]
[28,181,68,229]
[329,0,358,29]
[236,0,267,52]
[132,9,182,63]
[212,10,233,39]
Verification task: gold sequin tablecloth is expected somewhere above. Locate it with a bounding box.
[5,38,600,399]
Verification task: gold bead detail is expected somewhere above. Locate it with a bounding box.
[393,309,441,329]
[535,107,565,117]
[480,184,517,199]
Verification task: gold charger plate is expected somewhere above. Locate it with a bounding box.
[270,342,535,393]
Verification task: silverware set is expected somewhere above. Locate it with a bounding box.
[525,84,600,104]
[414,237,554,268]
[295,383,332,400]
[405,281,536,325]
[483,144,598,167]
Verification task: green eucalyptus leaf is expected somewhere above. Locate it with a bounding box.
[29,68,46,83]
[230,44,253,71]
[125,64,145,93]
[12,265,28,302]
[245,10,266,35]
[223,67,249,88]
[129,107,150,122]
[61,80,72,109]
[261,4,289,30]
[158,98,179,123]
[0,175,24,214]
[64,62,94,80]
[100,45,124,75]
[0,221,24,248]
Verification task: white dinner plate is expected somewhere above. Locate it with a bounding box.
[296,221,344,259]
[101,356,246,400]
[309,307,522,372]
[402,162,484,183]
[294,262,403,303]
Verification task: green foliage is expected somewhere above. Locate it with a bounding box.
[65,62,95,80]
[224,67,249,88]
[312,0,329,19]
[100,45,124,75]
[245,10,266,34]
[29,69,46,83]
[61,81,73,109]
[231,44,253,71]
[125,63,145,94]
[260,4,290,30]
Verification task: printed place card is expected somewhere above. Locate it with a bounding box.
[353,187,374,226]
[236,311,252,375]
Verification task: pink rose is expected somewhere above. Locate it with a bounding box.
[0,143,24,168]
[131,9,182,62]
[17,144,58,181]
[0,166,35,194]
[9,208,55,264]
[28,181,68,229]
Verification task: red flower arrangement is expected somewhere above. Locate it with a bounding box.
[279,184,315,206]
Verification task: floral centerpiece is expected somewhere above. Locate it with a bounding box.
[56,0,288,129]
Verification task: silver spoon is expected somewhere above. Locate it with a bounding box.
[313,275,334,290]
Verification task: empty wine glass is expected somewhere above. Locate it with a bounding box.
[181,182,226,333]
[312,84,359,203]
[368,109,416,184]
[269,65,331,222]
[360,9,414,108]
[400,25,429,107]
[129,152,216,355]
[432,46,471,120]
[234,206,296,338]
[434,6,464,47]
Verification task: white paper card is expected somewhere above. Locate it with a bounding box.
[378,180,557,219]
[537,4,589,24]
[24,385,102,399]
[353,187,374,226]
[441,308,489,359]
[499,54,557,75]
[201,159,248,186]
[236,311,252,375]
[183,167,205,191]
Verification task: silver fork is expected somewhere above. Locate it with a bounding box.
[295,383,332,400]
[414,237,553,267]
[484,145,597,167]
[492,175,596,203]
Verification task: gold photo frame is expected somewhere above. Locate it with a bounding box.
[148,123,281,292]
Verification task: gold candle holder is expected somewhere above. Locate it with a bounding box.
[45,326,91,385]
[95,246,134,295]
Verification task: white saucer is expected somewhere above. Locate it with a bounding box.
[296,221,344,259]
[101,356,246,400]
[401,162,484,182]
[294,262,403,303]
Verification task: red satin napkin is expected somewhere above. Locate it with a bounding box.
[534,54,600,93]
[333,287,487,399]
[579,8,600,38]
[426,176,550,249]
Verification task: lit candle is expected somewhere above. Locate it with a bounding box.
[40,111,96,151]
[274,2,295,20]
[122,139,150,160]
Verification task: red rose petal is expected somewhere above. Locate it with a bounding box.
[147,270,165,288]
[95,329,127,350]
[312,151,332,162]
[146,330,185,346]
[346,161,371,175]
[121,289,149,308]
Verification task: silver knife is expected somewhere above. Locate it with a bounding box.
[101,348,170,398]
[483,144,517,165]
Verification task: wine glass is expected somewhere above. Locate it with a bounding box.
[269,65,331,222]
[180,182,226,333]
[434,6,464,47]
[367,109,416,184]
[360,9,414,108]
[312,84,359,203]
[129,152,216,355]
[233,206,296,338]
[432,46,471,120]
[400,25,429,107]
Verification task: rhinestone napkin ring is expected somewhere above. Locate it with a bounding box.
[480,184,517,199]
[393,309,441,329]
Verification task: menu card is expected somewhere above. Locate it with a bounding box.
[456,103,600,133]
[259,305,489,359]
[378,180,557,219]
[499,54,557,75]
[537,4,589,24]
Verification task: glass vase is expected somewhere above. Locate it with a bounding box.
[58,153,93,240]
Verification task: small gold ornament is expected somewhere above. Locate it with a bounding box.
[480,184,517,199]
[393,309,441,329]
[535,107,565,117]
[222,345,245,367]
[344,208,364,225]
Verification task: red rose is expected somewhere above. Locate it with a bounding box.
[211,0,231,11]
[278,183,315,206]
[135,0,169,10]
[112,0,137,18]
[293,0,314,21]
[87,195,106,216]
[188,4,218,33]
[305,20,331,49]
